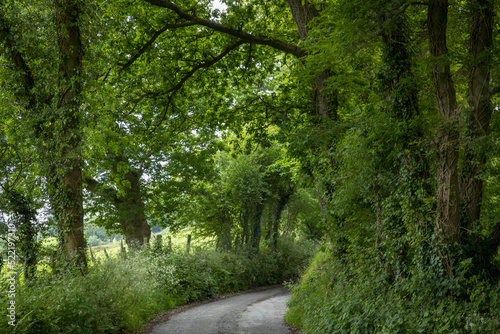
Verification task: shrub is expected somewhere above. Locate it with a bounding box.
[0,256,168,334]
[0,237,316,334]
[286,245,500,334]
[148,237,317,303]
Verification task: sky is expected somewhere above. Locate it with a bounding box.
[212,0,227,11]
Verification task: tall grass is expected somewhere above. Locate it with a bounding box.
[0,237,316,334]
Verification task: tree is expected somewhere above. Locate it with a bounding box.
[0,0,87,267]
[0,137,39,280]
[84,152,152,249]
[81,106,221,247]
[427,0,497,274]
[183,131,304,254]
[111,0,338,209]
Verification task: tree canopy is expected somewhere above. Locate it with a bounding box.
[1,0,500,330]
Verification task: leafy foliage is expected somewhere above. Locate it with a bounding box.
[0,238,316,334]
[1,0,500,332]
[287,246,500,334]
[180,133,316,253]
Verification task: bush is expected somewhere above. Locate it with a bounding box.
[149,237,317,303]
[0,237,316,334]
[0,256,167,334]
[87,235,102,247]
[286,245,500,334]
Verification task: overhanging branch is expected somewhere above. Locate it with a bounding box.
[126,39,244,121]
[142,0,306,58]
[0,12,35,99]
[119,21,198,73]
[163,39,245,96]
[148,39,246,132]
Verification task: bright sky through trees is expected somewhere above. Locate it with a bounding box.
[212,0,227,11]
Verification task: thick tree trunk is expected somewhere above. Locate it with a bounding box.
[378,8,430,274]
[284,0,318,41]
[427,0,461,245]
[380,14,419,123]
[461,0,493,229]
[55,0,86,267]
[114,168,151,249]
[85,166,151,250]
[285,0,338,233]
[1,2,86,267]
[461,0,497,277]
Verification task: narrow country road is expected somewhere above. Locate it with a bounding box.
[149,287,292,334]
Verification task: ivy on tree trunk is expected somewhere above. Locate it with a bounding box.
[53,0,86,268]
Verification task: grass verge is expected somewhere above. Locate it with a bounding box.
[0,237,316,334]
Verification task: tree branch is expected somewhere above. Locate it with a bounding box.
[83,176,116,197]
[162,39,245,97]
[129,39,245,132]
[489,85,500,98]
[158,39,244,124]
[142,0,306,58]
[119,21,198,73]
[0,12,35,99]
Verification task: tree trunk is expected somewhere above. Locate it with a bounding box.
[460,0,497,277]
[115,168,151,249]
[54,0,86,268]
[219,212,233,251]
[1,2,86,268]
[250,202,265,255]
[284,0,318,41]
[427,0,461,245]
[265,214,272,241]
[85,165,151,250]
[241,206,250,247]
[380,12,420,123]
[6,190,38,280]
[460,0,493,229]
[272,195,290,251]
[285,0,337,120]
[285,0,338,234]
[377,6,430,278]
[186,234,191,254]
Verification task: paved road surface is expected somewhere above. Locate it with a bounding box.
[150,287,291,334]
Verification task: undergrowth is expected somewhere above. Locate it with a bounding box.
[286,245,500,334]
[0,237,315,334]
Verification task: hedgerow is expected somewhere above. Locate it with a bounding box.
[286,245,500,334]
[0,237,316,334]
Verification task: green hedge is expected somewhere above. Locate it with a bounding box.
[286,246,500,334]
[0,237,316,334]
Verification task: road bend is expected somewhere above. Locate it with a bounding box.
[149,286,292,334]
